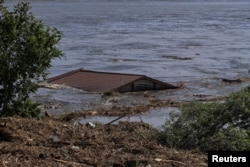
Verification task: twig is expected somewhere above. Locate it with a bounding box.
[51,158,81,165]
[106,114,126,125]
[50,158,96,166]
[192,162,207,166]
[155,158,187,165]
[2,161,7,167]
[163,160,186,165]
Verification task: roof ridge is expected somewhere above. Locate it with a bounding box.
[79,68,145,77]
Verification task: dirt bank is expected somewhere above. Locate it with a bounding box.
[0,116,207,167]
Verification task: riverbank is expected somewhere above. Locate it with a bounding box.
[0,116,207,167]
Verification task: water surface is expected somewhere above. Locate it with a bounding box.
[7,0,250,125]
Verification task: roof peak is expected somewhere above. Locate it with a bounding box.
[78,68,145,77]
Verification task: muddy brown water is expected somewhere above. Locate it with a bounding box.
[7,0,249,126]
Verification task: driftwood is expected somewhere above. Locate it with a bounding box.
[155,158,186,165]
[162,55,193,60]
[222,78,242,84]
[106,114,127,125]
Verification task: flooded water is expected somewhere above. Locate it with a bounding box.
[7,0,250,125]
[79,107,180,128]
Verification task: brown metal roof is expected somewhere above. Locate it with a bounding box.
[47,68,178,92]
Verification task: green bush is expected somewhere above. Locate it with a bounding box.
[153,86,250,151]
[4,99,41,118]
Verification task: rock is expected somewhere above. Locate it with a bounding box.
[71,146,80,150]
[47,135,60,143]
[86,122,96,128]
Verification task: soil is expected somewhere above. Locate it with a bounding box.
[0,115,207,167]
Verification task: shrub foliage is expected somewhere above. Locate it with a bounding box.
[0,0,63,116]
[154,86,250,151]
[5,99,41,118]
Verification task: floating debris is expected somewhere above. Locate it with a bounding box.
[39,83,68,89]
[0,117,207,166]
[222,78,242,84]
[162,55,193,60]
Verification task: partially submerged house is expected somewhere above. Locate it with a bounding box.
[47,68,178,93]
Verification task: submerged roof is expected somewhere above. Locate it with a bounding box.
[47,68,178,93]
